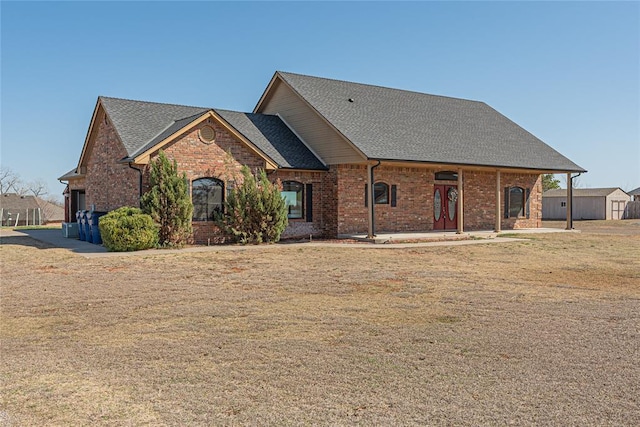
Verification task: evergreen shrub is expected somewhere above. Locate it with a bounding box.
[98,207,158,252]
[140,151,193,247]
[216,166,288,244]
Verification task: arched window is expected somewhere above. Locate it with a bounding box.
[374,182,389,204]
[508,186,524,218]
[282,181,304,219]
[192,178,224,221]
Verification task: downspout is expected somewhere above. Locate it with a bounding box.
[128,163,143,207]
[367,160,381,238]
[566,172,582,230]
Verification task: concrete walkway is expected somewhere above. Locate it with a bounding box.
[0,227,573,258]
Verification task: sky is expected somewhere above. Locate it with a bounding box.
[1,1,639,201]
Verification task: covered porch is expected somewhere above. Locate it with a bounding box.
[362,162,580,238]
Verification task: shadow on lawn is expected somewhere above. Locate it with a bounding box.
[0,230,108,254]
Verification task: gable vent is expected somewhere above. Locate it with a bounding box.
[199,125,216,144]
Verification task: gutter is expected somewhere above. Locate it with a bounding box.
[128,163,144,206]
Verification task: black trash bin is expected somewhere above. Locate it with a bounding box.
[77,210,86,241]
[89,211,107,245]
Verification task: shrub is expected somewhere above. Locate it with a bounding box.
[216,166,288,244]
[140,151,193,247]
[98,207,158,252]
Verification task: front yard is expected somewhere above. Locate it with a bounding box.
[1,221,639,425]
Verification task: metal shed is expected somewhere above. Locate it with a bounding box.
[542,188,631,220]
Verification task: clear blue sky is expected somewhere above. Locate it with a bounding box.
[2,1,639,200]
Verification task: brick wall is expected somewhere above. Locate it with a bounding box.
[463,171,542,230]
[272,170,327,239]
[334,164,433,235]
[84,118,140,212]
[152,118,268,244]
[331,165,542,235]
[80,113,543,243]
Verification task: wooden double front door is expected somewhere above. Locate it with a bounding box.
[434,184,458,230]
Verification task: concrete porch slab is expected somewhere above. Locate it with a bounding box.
[340,227,576,244]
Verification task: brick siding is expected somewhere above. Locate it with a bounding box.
[332,165,542,235]
[84,118,140,211]
[79,116,543,243]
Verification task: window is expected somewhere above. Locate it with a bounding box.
[374,182,389,204]
[504,186,527,218]
[435,171,458,181]
[365,182,397,207]
[192,178,224,221]
[282,181,303,219]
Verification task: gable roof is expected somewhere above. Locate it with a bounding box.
[100,97,209,157]
[98,97,325,170]
[0,193,64,222]
[214,110,326,170]
[543,188,627,198]
[628,187,640,196]
[257,71,585,172]
[1,193,40,210]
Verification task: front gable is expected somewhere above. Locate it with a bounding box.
[130,110,279,171]
[255,73,366,165]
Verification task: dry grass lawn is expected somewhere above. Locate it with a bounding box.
[1,220,639,425]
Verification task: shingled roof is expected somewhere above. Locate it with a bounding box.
[270,72,585,172]
[99,97,325,170]
[100,97,208,157]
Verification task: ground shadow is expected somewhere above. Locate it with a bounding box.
[0,229,108,255]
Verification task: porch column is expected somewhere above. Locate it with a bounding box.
[367,163,375,238]
[495,170,501,232]
[566,172,573,230]
[457,168,464,234]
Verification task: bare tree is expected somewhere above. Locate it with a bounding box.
[27,179,49,197]
[0,167,22,194]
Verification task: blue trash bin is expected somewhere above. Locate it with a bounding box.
[89,211,107,245]
[77,210,86,241]
[82,211,92,243]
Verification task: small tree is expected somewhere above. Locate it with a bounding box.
[542,174,561,191]
[216,166,288,244]
[140,151,193,247]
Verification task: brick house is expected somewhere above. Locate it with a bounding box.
[59,71,585,243]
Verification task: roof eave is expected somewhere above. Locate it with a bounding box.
[130,110,279,170]
[365,157,587,174]
[253,71,281,113]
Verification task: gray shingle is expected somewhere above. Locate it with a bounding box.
[275,72,586,172]
[100,97,209,157]
[215,110,326,170]
[99,97,324,170]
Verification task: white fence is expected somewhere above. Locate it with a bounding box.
[0,208,43,227]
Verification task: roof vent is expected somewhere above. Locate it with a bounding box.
[199,125,216,144]
[348,98,354,103]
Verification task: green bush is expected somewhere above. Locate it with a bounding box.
[140,151,193,247]
[216,166,288,244]
[98,207,159,252]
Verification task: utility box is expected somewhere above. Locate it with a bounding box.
[62,222,79,238]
